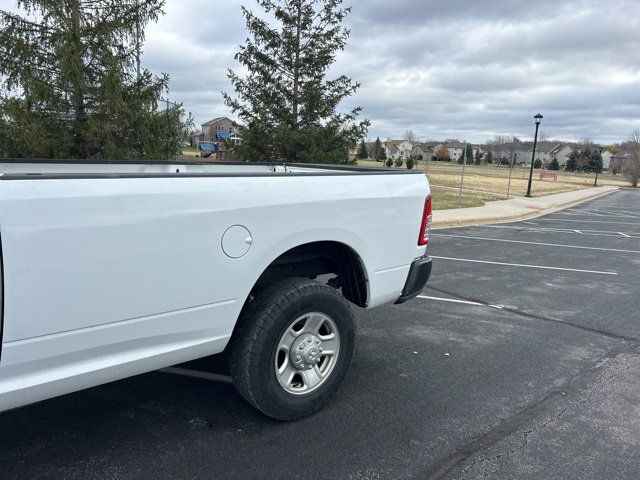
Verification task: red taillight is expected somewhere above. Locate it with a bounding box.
[418,195,432,246]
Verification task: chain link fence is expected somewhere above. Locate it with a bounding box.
[406,156,622,208]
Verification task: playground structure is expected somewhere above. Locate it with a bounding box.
[197,130,231,159]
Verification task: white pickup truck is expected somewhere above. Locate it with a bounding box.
[0,160,432,420]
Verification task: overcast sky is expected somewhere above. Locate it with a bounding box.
[3,0,640,143]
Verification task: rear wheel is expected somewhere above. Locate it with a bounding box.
[229,278,355,420]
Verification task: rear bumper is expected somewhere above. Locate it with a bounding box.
[395,256,432,304]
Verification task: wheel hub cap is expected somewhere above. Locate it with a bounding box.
[275,312,340,395]
[290,334,323,370]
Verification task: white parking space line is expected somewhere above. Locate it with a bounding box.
[482,224,640,238]
[568,210,610,216]
[590,209,640,218]
[432,233,640,254]
[430,255,618,275]
[555,210,608,217]
[562,209,640,219]
[528,218,640,226]
[159,367,234,384]
[416,295,484,306]
[602,208,640,215]
[416,295,509,310]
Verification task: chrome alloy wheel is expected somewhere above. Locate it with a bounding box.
[274,312,341,395]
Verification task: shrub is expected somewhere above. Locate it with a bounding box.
[406,158,414,170]
[385,158,394,168]
[394,158,404,168]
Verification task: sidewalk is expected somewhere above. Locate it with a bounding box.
[432,185,620,229]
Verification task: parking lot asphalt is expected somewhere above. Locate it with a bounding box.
[1,189,638,480]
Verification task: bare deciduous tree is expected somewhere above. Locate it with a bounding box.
[486,134,511,165]
[623,129,640,188]
[404,130,416,143]
[505,135,521,164]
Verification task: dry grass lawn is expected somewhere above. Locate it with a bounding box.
[359,159,629,207]
[430,186,503,210]
[426,171,585,197]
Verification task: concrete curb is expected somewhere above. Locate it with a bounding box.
[432,186,620,230]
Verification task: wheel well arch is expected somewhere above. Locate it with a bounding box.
[248,241,368,308]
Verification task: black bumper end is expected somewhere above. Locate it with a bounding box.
[395,256,432,304]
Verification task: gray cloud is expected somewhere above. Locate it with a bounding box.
[1,0,639,143]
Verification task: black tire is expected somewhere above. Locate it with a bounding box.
[229,278,355,421]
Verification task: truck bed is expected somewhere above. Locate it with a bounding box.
[0,159,422,179]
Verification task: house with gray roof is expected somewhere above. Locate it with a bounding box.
[192,117,241,147]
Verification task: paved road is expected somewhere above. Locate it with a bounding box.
[1,189,638,479]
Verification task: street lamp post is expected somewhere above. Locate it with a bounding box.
[525,113,543,198]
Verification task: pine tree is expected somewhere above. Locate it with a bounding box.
[588,149,603,174]
[474,149,482,165]
[579,146,593,172]
[549,158,560,170]
[458,144,472,165]
[0,0,185,160]
[224,0,369,163]
[378,145,387,161]
[357,139,368,159]
[371,137,383,161]
[466,144,473,165]
[565,151,578,171]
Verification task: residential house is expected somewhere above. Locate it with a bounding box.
[486,138,529,165]
[437,141,480,163]
[601,150,613,170]
[411,143,435,161]
[609,153,630,173]
[444,141,466,162]
[511,149,528,164]
[192,117,241,147]
[384,142,399,159]
[518,142,575,166]
[384,140,414,159]
[546,143,575,167]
